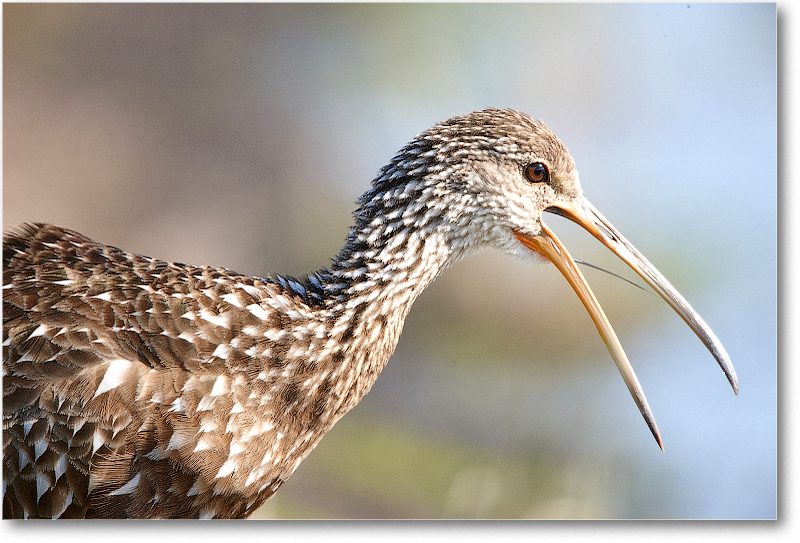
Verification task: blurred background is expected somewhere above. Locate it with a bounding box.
[3,3,775,519]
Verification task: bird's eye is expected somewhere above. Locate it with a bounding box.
[524,162,549,183]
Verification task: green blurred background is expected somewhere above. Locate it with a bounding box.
[3,3,775,519]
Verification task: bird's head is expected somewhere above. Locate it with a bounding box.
[358,108,738,449]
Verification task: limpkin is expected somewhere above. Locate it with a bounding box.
[3,108,737,519]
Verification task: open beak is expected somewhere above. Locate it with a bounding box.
[513,197,738,450]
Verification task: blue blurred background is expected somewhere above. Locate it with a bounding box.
[3,3,775,519]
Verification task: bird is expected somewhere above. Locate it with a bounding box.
[2,108,738,519]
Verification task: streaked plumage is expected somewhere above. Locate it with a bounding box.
[2,108,736,518]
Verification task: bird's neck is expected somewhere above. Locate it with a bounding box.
[301,170,474,413]
[310,218,454,407]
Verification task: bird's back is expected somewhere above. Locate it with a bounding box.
[2,223,333,518]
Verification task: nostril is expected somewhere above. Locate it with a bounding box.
[544,206,567,218]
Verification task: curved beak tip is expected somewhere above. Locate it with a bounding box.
[516,196,738,449]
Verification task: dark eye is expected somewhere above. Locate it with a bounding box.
[524,162,549,183]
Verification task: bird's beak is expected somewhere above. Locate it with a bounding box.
[513,197,738,450]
